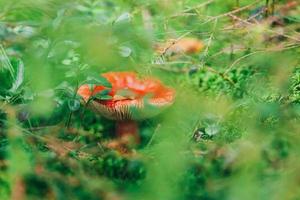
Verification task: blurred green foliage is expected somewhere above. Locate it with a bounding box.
[0,0,300,200]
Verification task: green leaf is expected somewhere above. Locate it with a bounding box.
[91,89,112,100]
[68,99,81,111]
[84,75,112,88]
[0,44,15,78]
[114,12,131,24]
[0,47,24,95]
[10,59,24,92]
[95,89,111,96]
[96,95,113,100]
[119,46,132,57]
[53,9,66,29]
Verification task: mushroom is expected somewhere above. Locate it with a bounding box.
[77,72,175,144]
[155,37,204,56]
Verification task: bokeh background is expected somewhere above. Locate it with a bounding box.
[0,0,300,199]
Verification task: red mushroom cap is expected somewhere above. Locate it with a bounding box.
[77,72,175,120]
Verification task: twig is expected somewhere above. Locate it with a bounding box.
[206,66,236,86]
[170,0,215,18]
[27,125,58,131]
[228,14,252,26]
[200,0,261,25]
[224,44,300,75]
[159,31,192,57]
[201,19,218,62]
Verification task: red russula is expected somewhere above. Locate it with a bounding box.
[77,72,175,144]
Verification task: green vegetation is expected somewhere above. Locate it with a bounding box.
[0,0,300,199]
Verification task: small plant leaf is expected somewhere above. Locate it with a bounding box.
[85,76,112,88]
[68,99,81,111]
[119,46,132,57]
[53,9,66,29]
[115,12,131,24]
[91,89,112,100]
[10,59,24,93]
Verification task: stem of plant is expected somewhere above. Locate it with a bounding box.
[66,81,79,128]
[271,0,275,16]
[65,111,72,128]
[265,0,269,17]
[236,0,240,8]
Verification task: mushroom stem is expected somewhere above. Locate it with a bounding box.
[116,120,139,143]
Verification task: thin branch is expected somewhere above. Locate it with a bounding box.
[224,44,300,75]
[200,0,261,25]
[170,0,215,18]
[159,31,192,57]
